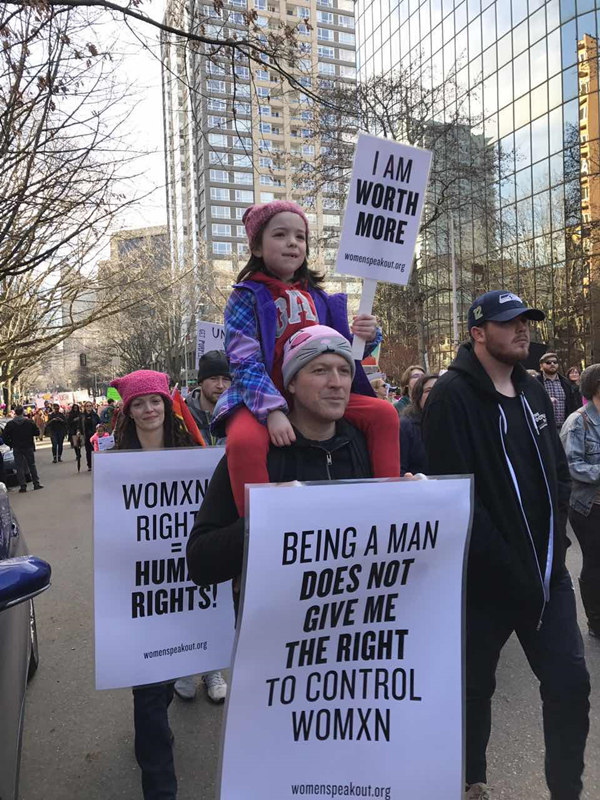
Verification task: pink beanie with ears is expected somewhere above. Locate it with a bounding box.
[243,201,309,249]
[110,370,172,414]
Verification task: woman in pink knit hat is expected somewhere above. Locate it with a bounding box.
[211,200,400,515]
[109,369,195,799]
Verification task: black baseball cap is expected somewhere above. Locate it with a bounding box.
[467,290,545,331]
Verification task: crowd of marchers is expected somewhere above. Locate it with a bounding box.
[74,201,597,800]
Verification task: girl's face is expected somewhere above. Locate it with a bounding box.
[84,402,93,412]
[128,394,165,434]
[252,212,307,282]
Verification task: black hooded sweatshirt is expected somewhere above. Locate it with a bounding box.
[423,343,571,626]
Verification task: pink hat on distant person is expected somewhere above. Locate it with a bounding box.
[282,325,355,389]
[110,370,171,414]
[243,201,309,249]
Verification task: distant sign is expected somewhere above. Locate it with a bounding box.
[336,132,432,286]
[196,321,225,369]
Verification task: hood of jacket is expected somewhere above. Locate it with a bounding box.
[449,342,532,397]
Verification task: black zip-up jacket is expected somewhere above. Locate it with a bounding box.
[423,344,571,623]
[186,419,372,588]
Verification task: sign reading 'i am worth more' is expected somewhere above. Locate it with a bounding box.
[336,132,432,287]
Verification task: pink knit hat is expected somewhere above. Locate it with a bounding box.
[243,201,309,249]
[110,370,172,414]
[282,325,355,389]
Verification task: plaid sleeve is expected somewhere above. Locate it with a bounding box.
[225,289,288,423]
[363,326,382,357]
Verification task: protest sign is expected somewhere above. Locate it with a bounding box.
[219,477,471,799]
[93,446,235,690]
[335,133,432,359]
[196,321,225,369]
[97,434,115,452]
[336,132,431,286]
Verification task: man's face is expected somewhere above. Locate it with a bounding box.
[473,314,531,365]
[541,356,559,376]
[287,353,352,423]
[200,375,231,405]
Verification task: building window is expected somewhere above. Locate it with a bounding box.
[317,27,334,41]
[233,154,252,167]
[208,134,228,147]
[318,45,335,58]
[212,223,232,236]
[259,104,272,116]
[337,14,353,27]
[257,86,270,97]
[261,191,275,201]
[208,98,227,111]
[210,169,230,182]
[235,207,245,219]
[235,189,254,201]
[234,171,253,184]
[260,174,274,185]
[297,6,310,17]
[238,242,249,255]
[338,31,355,45]
[256,68,270,80]
[233,101,251,114]
[319,62,336,75]
[235,65,250,79]
[208,115,227,128]
[213,241,233,255]
[207,80,227,93]
[317,10,333,23]
[210,187,230,200]
[212,206,231,218]
[260,156,274,168]
[260,122,272,133]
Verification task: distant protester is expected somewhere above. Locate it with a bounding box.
[111,369,197,800]
[46,403,67,463]
[82,401,100,471]
[399,373,438,476]
[394,364,425,413]
[3,406,43,492]
[561,363,600,638]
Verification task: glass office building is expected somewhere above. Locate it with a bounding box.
[355,0,600,366]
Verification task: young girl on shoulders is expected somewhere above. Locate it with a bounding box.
[212,200,399,514]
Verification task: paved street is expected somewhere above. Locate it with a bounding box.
[13,442,600,799]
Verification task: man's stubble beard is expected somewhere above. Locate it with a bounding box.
[486,338,529,367]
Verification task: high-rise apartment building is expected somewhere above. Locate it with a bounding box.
[162,0,359,312]
[356,0,600,366]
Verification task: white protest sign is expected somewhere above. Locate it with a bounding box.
[97,434,115,452]
[336,132,432,286]
[196,321,225,369]
[93,447,235,690]
[219,478,471,799]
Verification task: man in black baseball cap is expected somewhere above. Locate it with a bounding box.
[423,290,589,799]
[467,289,545,330]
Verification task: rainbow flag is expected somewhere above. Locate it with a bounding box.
[172,387,206,446]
